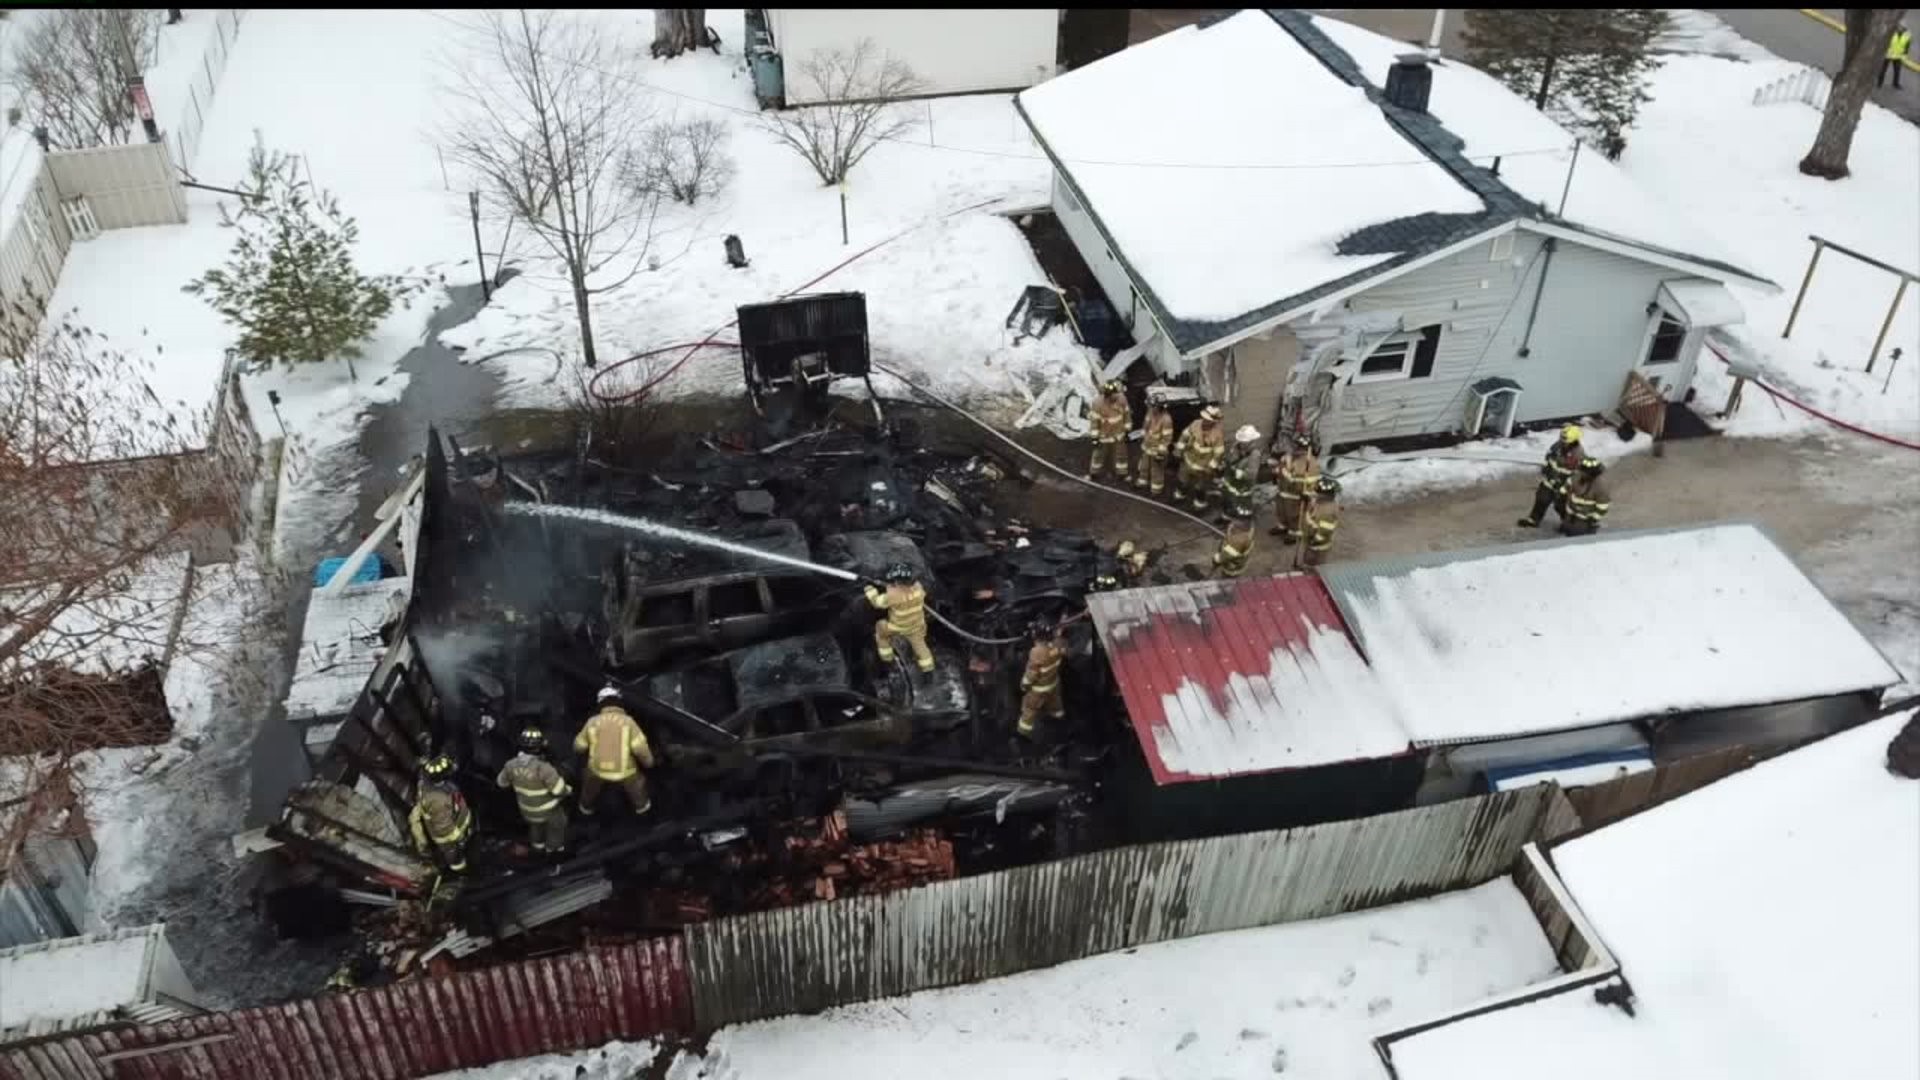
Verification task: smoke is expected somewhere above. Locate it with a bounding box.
[412,624,512,716]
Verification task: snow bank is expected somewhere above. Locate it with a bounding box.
[1390,711,1920,1080]
[422,1040,659,1080]
[1018,10,1484,324]
[1330,421,1656,506]
[1624,56,1920,439]
[449,879,1559,1080]
[1334,524,1901,745]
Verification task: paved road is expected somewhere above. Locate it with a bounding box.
[1708,9,1920,125]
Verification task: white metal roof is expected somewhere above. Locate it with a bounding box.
[1318,523,1902,746]
[1658,279,1746,328]
[0,925,165,1042]
[1388,710,1920,1080]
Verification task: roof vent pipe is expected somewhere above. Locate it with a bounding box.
[1385,53,1433,115]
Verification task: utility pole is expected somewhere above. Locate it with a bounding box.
[1426,9,1446,57]
[110,11,162,143]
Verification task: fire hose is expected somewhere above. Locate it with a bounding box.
[1704,339,1920,453]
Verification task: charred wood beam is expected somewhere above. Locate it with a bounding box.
[772,745,1084,785]
[455,802,764,908]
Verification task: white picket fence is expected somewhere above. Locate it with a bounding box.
[1752,67,1831,110]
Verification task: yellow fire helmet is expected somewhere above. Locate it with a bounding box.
[1561,423,1583,444]
[1116,540,1136,558]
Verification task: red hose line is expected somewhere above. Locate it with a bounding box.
[587,196,1009,405]
[1705,339,1920,453]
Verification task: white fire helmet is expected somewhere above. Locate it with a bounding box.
[596,685,621,703]
[1234,424,1261,445]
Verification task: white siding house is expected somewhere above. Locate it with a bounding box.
[763,10,1058,105]
[1016,11,1779,448]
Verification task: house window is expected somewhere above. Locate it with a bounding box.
[1354,324,1443,383]
[1644,314,1687,365]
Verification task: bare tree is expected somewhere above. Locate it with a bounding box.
[0,303,259,855]
[443,10,663,369]
[650,9,714,59]
[7,9,161,148]
[761,40,924,186]
[1800,8,1908,179]
[628,117,735,206]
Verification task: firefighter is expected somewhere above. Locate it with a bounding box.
[1217,424,1262,521]
[865,563,935,672]
[1173,405,1227,511]
[496,726,571,854]
[1560,458,1613,537]
[1299,476,1342,569]
[1213,507,1256,579]
[1268,432,1320,543]
[408,753,473,873]
[1085,380,1132,480]
[1116,540,1149,583]
[1134,400,1177,495]
[574,686,656,816]
[1016,619,1067,739]
[1519,424,1586,528]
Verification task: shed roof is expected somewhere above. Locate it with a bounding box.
[1317,523,1902,746]
[1086,574,1414,784]
[0,925,164,1042]
[1388,709,1920,1080]
[1016,10,1775,357]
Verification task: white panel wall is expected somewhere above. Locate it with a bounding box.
[770,9,1059,103]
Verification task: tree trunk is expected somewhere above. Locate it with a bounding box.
[571,268,598,368]
[1533,53,1558,110]
[651,9,704,58]
[1801,8,1907,179]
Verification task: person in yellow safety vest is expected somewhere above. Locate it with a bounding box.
[1016,619,1068,739]
[496,727,572,853]
[574,686,656,816]
[1085,380,1133,480]
[865,563,935,672]
[1216,425,1263,521]
[409,753,473,873]
[1134,401,1177,495]
[1560,458,1613,537]
[1213,507,1256,578]
[1519,424,1586,528]
[1173,405,1227,511]
[1299,475,1342,569]
[1882,24,1912,89]
[1268,432,1320,543]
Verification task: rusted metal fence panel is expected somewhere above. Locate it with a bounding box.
[0,938,692,1080]
[688,785,1565,1027]
[1562,745,1758,832]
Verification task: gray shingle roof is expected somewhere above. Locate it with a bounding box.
[1034,9,1770,358]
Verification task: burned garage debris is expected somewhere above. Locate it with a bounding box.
[261,390,1159,985]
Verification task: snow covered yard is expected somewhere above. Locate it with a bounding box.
[429,878,1561,1080]
[435,11,1093,429]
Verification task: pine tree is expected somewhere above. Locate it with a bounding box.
[1462,10,1671,160]
[185,146,414,379]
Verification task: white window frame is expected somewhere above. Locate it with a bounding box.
[1352,334,1418,384]
[1640,309,1688,366]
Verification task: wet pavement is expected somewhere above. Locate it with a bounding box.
[1708,9,1920,126]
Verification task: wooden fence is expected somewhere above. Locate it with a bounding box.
[1562,745,1760,832]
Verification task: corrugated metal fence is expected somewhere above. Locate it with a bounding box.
[44,144,188,231]
[688,784,1571,1027]
[1563,745,1759,832]
[0,938,692,1080]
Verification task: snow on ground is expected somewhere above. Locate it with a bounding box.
[432,878,1560,1080]
[1017,11,1483,324]
[1653,9,1780,63]
[1337,523,1903,746]
[1389,710,1920,1080]
[142,9,226,145]
[425,1041,660,1080]
[440,12,1091,427]
[1626,56,1920,441]
[1331,421,1655,506]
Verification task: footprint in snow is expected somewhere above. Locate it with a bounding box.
[1416,950,1431,976]
[1271,1047,1290,1074]
[1239,1028,1269,1041]
[1337,965,1357,988]
[1367,997,1394,1017]
[1176,1032,1199,1051]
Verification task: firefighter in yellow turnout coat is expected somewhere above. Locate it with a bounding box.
[866,563,935,672]
[497,727,571,853]
[1134,401,1177,495]
[575,687,656,815]
[1085,381,1132,479]
[1173,405,1227,510]
[1016,620,1067,739]
[409,753,473,872]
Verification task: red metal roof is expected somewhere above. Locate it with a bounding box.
[1087,574,1415,785]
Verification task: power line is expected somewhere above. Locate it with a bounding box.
[423,10,1574,174]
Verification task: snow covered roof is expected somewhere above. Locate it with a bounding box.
[1318,523,1902,746]
[284,577,408,722]
[1087,574,1415,783]
[0,925,170,1042]
[1016,10,1776,356]
[1387,710,1920,1080]
[4,552,195,677]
